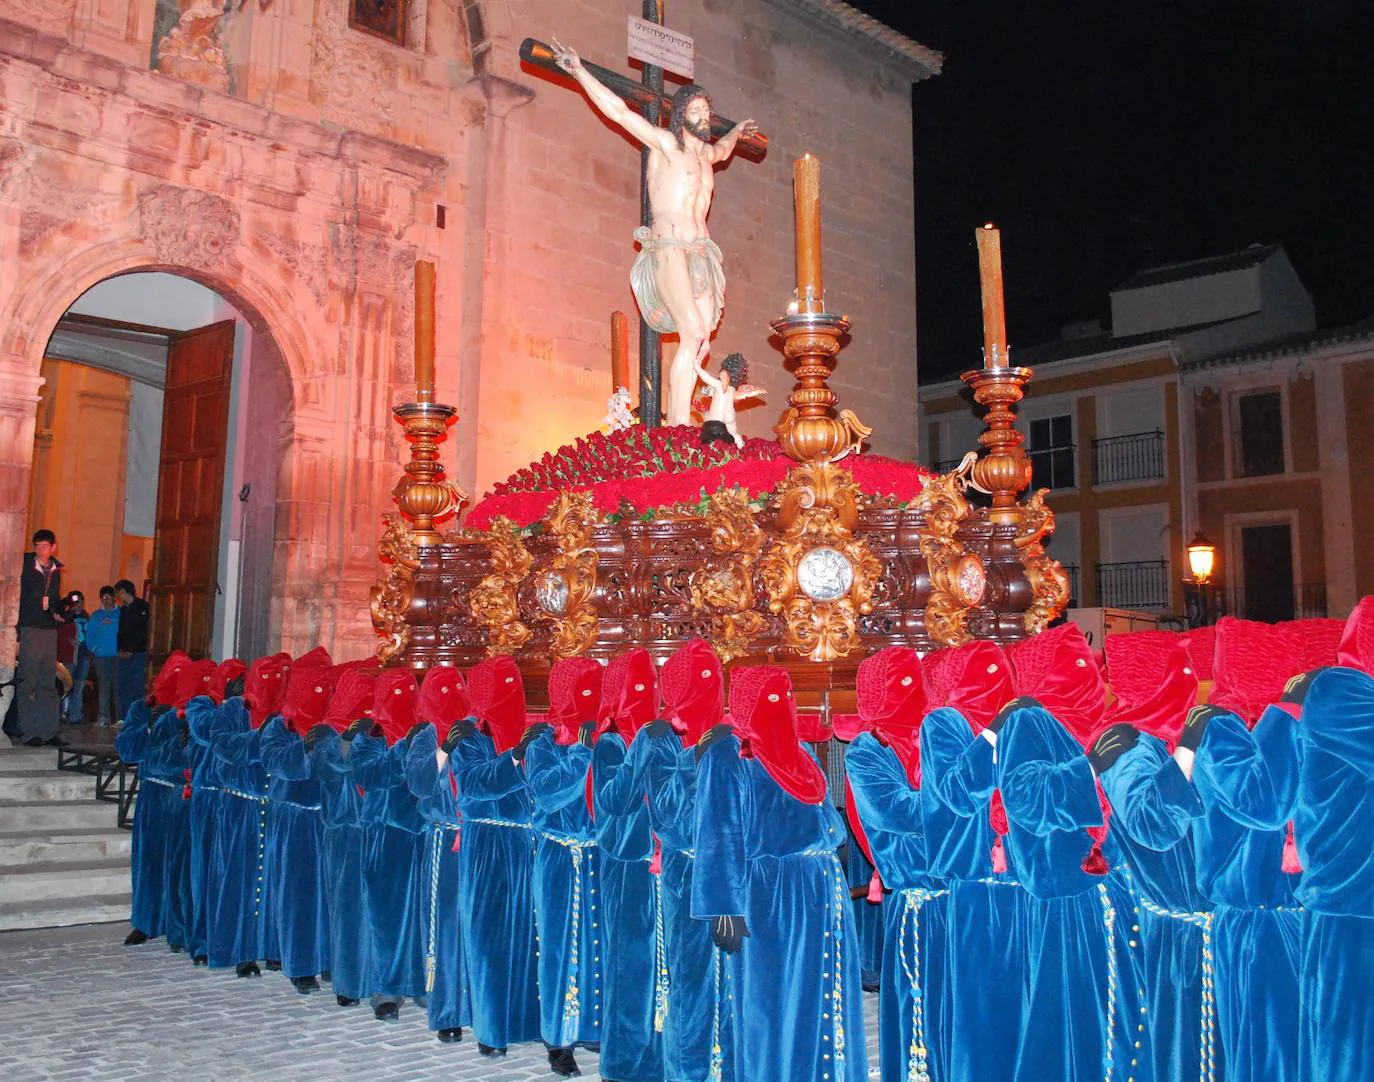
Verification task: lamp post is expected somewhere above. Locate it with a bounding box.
[1184,533,1217,628]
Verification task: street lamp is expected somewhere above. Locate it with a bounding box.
[1184,533,1217,627]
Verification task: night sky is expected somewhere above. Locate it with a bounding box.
[853,1,1374,380]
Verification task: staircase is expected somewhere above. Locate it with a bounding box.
[0,745,132,931]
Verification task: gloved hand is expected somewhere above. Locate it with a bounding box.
[404,721,429,747]
[578,722,596,749]
[641,718,672,739]
[1281,668,1328,708]
[1086,723,1139,775]
[1177,705,1226,752]
[695,722,733,762]
[987,696,1039,735]
[443,718,476,754]
[342,717,370,742]
[224,675,246,700]
[303,724,331,752]
[711,915,750,954]
[514,722,553,762]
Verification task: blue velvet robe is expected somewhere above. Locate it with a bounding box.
[591,731,665,1082]
[845,732,950,1082]
[1193,708,1302,1082]
[1100,735,1219,1082]
[403,725,472,1034]
[447,728,541,1048]
[630,729,736,1082]
[692,734,868,1082]
[843,820,886,985]
[997,704,1153,1082]
[184,696,224,962]
[351,732,427,1001]
[919,706,1026,1082]
[312,729,369,1002]
[1293,667,1374,1079]
[524,730,603,1050]
[258,718,330,979]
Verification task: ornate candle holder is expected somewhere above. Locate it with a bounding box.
[959,365,1034,525]
[391,400,465,544]
[770,310,872,464]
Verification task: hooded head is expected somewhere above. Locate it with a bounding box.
[659,638,724,746]
[729,665,828,805]
[372,668,419,745]
[924,640,1015,733]
[468,655,527,754]
[150,650,193,707]
[1209,616,1334,725]
[245,653,292,728]
[597,649,659,741]
[322,669,376,732]
[205,658,247,705]
[856,646,928,787]
[1338,596,1374,674]
[173,658,217,714]
[280,655,335,735]
[1008,623,1107,748]
[415,665,471,742]
[1103,632,1198,750]
[547,657,604,745]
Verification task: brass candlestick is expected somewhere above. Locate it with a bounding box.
[959,365,1034,525]
[391,401,465,544]
[770,311,872,463]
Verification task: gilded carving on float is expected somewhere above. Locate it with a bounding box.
[690,488,769,663]
[912,468,981,647]
[370,514,420,665]
[757,461,882,662]
[1017,489,1071,636]
[466,516,533,655]
[539,492,601,660]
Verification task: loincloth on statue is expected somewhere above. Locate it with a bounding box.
[630,227,725,335]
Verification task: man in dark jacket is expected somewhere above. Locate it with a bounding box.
[13,529,65,746]
[113,579,150,721]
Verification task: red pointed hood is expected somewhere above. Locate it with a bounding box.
[856,646,928,787]
[245,653,291,728]
[372,669,419,745]
[468,655,527,754]
[924,640,1015,733]
[1104,632,1198,750]
[172,658,216,713]
[205,659,247,705]
[547,657,604,745]
[1290,617,1346,673]
[415,665,471,741]
[1209,616,1341,724]
[1338,596,1374,674]
[150,651,192,706]
[322,669,376,732]
[597,649,659,741]
[1009,623,1107,748]
[660,638,724,746]
[280,655,335,735]
[293,646,333,671]
[730,665,827,805]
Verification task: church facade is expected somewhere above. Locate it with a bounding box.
[0,0,939,670]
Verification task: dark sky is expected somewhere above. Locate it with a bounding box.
[853,1,1374,379]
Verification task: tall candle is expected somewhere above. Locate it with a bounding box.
[976,224,1007,368]
[611,310,630,392]
[793,154,823,312]
[415,260,436,400]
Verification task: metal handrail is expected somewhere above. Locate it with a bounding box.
[1093,430,1165,485]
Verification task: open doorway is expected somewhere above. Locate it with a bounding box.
[30,271,288,668]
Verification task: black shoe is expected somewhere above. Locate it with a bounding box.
[168,943,184,954]
[291,975,320,995]
[477,1043,507,1057]
[436,1027,463,1043]
[45,735,68,747]
[548,1047,581,1076]
[336,995,360,1007]
[123,929,149,946]
[193,955,207,966]
[264,959,282,972]
[374,1002,400,1023]
[23,738,45,747]
[236,962,261,978]
[861,975,880,993]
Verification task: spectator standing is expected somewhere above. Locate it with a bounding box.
[59,590,90,724]
[13,529,65,746]
[86,586,121,726]
[113,578,150,720]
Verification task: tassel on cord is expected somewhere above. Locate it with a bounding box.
[1282,820,1303,874]
[990,835,1008,875]
[650,836,662,876]
[1081,839,1109,876]
[867,868,883,903]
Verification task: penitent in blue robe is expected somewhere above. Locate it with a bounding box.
[998,704,1153,1082]
[351,732,427,1003]
[630,728,735,1082]
[184,696,224,962]
[258,718,330,980]
[693,733,868,1082]
[1099,734,1219,1082]
[591,731,665,1082]
[1193,707,1301,1082]
[918,706,1026,1082]
[1293,667,1374,1079]
[312,729,369,1002]
[845,732,950,1082]
[117,701,166,940]
[524,730,603,1051]
[448,728,541,1048]
[403,725,472,1035]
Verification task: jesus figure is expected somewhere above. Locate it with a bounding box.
[552,40,758,427]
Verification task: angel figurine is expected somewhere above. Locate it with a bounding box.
[695,353,765,449]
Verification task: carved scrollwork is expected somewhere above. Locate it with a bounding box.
[539,492,600,659]
[466,516,533,656]
[911,469,980,647]
[1017,488,1071,635]
[370,514,420,665]
[690,487,768,663]
[756,462,882,662]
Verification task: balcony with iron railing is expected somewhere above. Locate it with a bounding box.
[1093,430,1165,486]
[1096,560,1171,610]
[1215,582,1329,622]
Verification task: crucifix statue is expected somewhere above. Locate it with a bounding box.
[521,35,764,429]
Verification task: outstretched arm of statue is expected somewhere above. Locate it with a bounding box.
[712,118,758,163]
[552,38,669,153]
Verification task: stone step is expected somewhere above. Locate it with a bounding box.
[0,827,132,868]
[0,891,131,933]
[0,770,101,802]
[0,798,120,832]
[0,858,131,904]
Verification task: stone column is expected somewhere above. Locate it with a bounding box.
[0,353,42,684]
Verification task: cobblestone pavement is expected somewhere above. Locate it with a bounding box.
[0,923,881,1080]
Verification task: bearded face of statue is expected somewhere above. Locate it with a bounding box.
[683,97,712,143]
